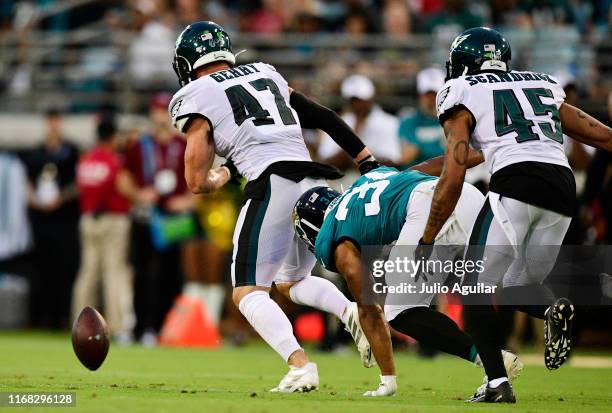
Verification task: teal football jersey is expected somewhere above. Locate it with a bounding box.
[314,166,436,271]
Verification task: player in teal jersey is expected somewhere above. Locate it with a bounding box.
[313,167,435,271]
[293,165,522,396]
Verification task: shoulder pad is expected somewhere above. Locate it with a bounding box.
[168,86,199,133]
[436,78,469,124]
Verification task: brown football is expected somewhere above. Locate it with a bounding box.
[71,306,110,371]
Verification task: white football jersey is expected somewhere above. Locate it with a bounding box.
[436,70,570,174]
[169,62,311,181]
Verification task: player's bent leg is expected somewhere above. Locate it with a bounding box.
[275,237,351,324]
[274,233,375,368]
[233,285,319,393]
[388,306,523,386]
[524,206,574,370]
[389,306,477,362]
[279,277,350,323]
[497,198,574,370]
[277,275,375,368]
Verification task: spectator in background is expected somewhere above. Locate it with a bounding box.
[398,67,446,167]
[383,0,412,36]
[317,74,402,175]
[344,6,371,36]
[175,0,207,27]
[72,118,138,344]
[129,4,176,93]
[23,109,80,329]
[0,151,31,262]
[124,93,196,346]
[249,0,285,34]
[294,11,319,33]
[425,0,482,37]
[490,0,533,29]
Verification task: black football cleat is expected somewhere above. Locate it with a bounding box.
[544,297,575,370]
[467,381,516,403]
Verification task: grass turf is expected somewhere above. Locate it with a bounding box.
[1,331,611,412]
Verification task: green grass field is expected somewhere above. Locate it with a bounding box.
[1,332,611,413]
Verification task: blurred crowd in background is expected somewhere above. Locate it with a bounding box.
[2,0,610,35]
[1,0,612,113]
[0,0,611,353]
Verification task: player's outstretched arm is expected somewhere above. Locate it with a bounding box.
[334,240,395,377]
[289,89,379,174]
[559,103,612,152]
[421,109,472,244]
[410,148,484,177]
[184,117,231,194]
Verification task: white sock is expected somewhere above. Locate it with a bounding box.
[381,375,397,386]
[488,377,508,388]
[238,290,302,362]
[289,276,350,323]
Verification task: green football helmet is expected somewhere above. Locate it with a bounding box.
[445,27,511,81]
[173,21,235,87]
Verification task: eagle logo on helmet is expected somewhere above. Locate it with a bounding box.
[451,34,470,50]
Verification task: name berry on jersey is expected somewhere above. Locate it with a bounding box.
[208,64,262,83]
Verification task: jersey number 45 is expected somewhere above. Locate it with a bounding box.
[493,87,563,144]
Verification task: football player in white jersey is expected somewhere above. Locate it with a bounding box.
[418,27,612,403]
[168,22,397,395]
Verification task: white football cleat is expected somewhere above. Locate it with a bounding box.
[502,350,524,381]
[474,350,524,396]
[363,375,397,397]
[269,362,319,393]
[344,302,375,368]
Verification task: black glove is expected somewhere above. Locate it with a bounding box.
[358,155,382,175]
[413,238,434,283]
[221,159,242,186]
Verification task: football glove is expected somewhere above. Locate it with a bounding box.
[357,155,382,175]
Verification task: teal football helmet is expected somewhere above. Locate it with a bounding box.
[173,21,235,87]
[445,27,511,81]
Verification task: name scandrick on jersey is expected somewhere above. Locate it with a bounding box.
[209,64,261,83]
[464,71,558,87]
